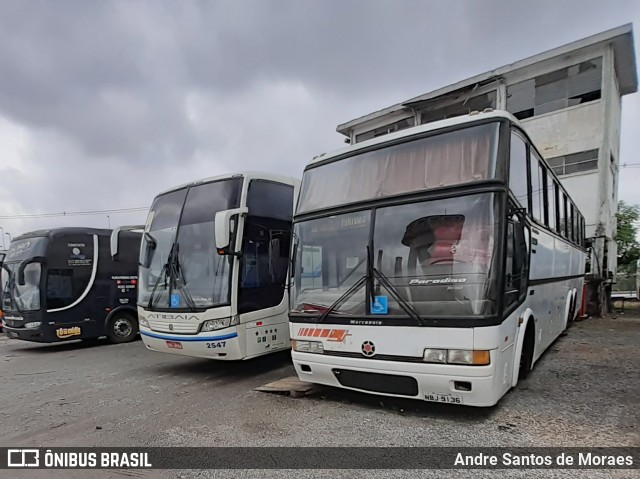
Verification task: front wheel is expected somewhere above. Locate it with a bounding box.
[106,314,138,343]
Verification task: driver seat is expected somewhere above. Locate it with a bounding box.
[427,220,463,265]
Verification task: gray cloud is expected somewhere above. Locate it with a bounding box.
[0,0,638,238]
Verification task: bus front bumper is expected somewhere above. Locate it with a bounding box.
[292,351,500,407]
[140,326,243,360]
[2,324,66,343]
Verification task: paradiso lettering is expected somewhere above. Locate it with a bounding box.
[298,327,351,343]
[56,327,81,339]
[409,277,467,285]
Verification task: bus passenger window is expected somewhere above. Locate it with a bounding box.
[509,133,529,211]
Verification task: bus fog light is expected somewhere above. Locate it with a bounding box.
[292,340,323,353]
[447,349,490,365]
[202,318,231,331]
[423,348,447,363]
[24,322,42,329]
[139,317,149,328]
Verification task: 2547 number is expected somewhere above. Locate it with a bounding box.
[206,341,226,349]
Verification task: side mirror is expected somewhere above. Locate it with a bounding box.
[17,257,45,286]
[140,233,157,269]
[111,225,145,260]
[214,207,248,256]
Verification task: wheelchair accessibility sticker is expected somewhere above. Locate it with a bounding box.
[371,296,389,315]
[170,294,181,308]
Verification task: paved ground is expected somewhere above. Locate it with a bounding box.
[0,314,638,478]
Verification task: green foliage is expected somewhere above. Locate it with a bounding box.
[616,201,640,266]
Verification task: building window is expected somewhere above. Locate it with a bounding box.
[506,57,602,120]
[356,117,415,142]
[546,149,599,176]
[419,91,497,125]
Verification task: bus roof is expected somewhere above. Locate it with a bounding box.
[308,109,519,169]
[154,171,299,198]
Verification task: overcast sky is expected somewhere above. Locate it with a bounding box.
[0,0,638,244]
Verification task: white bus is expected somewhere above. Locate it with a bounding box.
[138,172,299,360]
[289,110,585,407]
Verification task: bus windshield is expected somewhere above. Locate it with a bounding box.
[298,123,499,213]
[139,178,243,310]
[291,193,499,318]
[2,237,48,312]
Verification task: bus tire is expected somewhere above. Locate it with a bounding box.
[106,312,138,344]
[518,321,535,380]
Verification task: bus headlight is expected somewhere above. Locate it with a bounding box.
[423,348,447,363]
[447,349,490,366]
[139,317,150,328]
[24,322,42,329]
[292,340,324,354]
[202,318,231,331]
[423,348,491,365]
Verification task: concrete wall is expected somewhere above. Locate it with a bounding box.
[522,100,604,237]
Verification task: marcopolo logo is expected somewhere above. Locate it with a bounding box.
[409,277,467,285]
[8,449,40,467]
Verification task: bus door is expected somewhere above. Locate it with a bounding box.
[45,234,98,339]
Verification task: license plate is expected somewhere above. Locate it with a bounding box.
[424,393,462,404]
[166,340,183,350]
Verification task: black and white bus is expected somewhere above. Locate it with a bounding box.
[1,227,142,344]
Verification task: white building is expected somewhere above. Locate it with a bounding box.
[336,24,637,314]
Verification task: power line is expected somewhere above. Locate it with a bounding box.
[0,206,149,220]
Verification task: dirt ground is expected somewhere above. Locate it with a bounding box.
[1,312,638,478]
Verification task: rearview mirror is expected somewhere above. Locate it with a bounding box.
[214,207,248,256]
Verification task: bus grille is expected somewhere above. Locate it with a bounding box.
[148,320,200,334]
[332,369,419,396]
[323,350,425,363]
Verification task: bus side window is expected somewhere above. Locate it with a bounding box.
[505,212,528,309]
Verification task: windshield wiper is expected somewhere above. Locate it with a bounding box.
[370,249,424,326]
[147,243,175,309]
[7,270,25,315]
[168,243,198,312]
[317,275,367,323]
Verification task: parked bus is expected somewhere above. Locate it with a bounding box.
[138,172,299,360]
[1,227,141,343]
[289,110,585,407]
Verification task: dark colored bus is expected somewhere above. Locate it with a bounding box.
[0,227,141,343]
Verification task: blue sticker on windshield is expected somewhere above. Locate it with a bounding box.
[170,294,181,308]
[371,296,388,315]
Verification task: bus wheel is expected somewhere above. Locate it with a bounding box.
[518,321,535,380]
[106,313,138,343]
